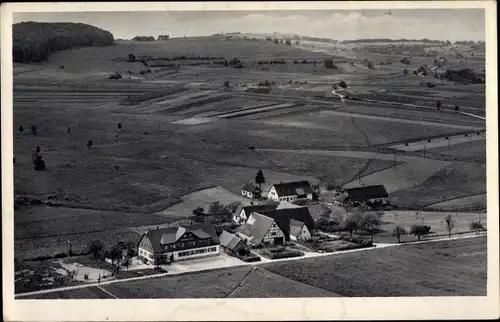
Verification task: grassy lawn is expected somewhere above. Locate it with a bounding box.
[424,140,486,162]
[329,211,487,244]
[262,236,486,296]
[390,161,486,209]
[14,229,141,261]
[227,267,340,298]
[101,266,253,298]
[21,287,108,299]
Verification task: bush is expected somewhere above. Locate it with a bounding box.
[400,57,411,65]
[261,248,304,259]
[13,22,115,63]
[132,36,155,41]
[338,81,348,89]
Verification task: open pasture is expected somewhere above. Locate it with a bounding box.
[262,236,487,296]
[14,228,140,261]
[101,266,253,298]
[368,211,487,243]
[423,139,486,162]
[425,194,487,211]
[14,206,168,240]
[389,161,486,209]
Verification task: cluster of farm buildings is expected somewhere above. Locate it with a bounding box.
[137,180,389,265]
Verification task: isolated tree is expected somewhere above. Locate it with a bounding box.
[470,220,485,234]
[410,224,431,241]
[18,125,24,134]
[324,59,335,69]
[126,53,136,62]
[255,169,266,188]
[455,105,460,111]
[89,240,104,260]
[87,140,93,150]
[285,39,292,46]
[338,81,348,89]
[361,212,382,243]
[392,225,407,243]
[444,214,455,237]
[108,244,123,266]
[402,68,408,76]
[31,125,37,136]
[344,212,363,238]
[367,61,374,69]
[223,80,230,88]
[117,123,122,130]
[436,100,442,110]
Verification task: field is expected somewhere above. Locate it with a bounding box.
[22,236,486,298]
[263,236,487,296]
[13,35,486,274]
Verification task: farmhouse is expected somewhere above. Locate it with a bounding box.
[261,207,315,241]
[344,185,389,206]
[289,219,312,241]
[268,181,315,202]
[233,203,278,225]
[240,183,262,199]
[137,224,220,265]
[236,213,286,246]
[219,230,246,254]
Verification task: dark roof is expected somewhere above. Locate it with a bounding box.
[241,204,278,215]
[219,230,243,250]
[273,181,313,197]
[236,213,275,243]
[144,223,219,253]
[345,185,389,202]
[259,207,315,239]
[241,183,261,193]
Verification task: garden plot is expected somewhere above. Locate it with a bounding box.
[213,102,299,119]
[262,236,486,296]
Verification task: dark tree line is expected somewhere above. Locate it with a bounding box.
[13,22,115,63]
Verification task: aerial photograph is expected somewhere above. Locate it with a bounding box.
[11,8,487,299]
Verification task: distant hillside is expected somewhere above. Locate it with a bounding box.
[13,22,115,63]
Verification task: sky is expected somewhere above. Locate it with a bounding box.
[13,9,485,42]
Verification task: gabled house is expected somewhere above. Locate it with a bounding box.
[236,213,286,246]
[260,207,315,241]
[344,185,389,206]
[219,230,246,254]
[137,224,219,265]
[233,203,278,225]
[268,181,315,202]
[289,219,312,241]
[241,183,262,199]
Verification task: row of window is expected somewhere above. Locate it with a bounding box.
[139,249,153,259]
[178,247,217,258]
[164,239,210,251]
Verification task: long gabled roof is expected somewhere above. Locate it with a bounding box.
[236,213,275,242]
[241,203,278,215]
[272,181,314,197]
[241,183,262,193]
[144,223,219,253]
[219,230,243,250]
[259,207,315,237]
[345,185,388,202]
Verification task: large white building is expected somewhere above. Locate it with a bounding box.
[268,181,315,202]
[137,224,220,265]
